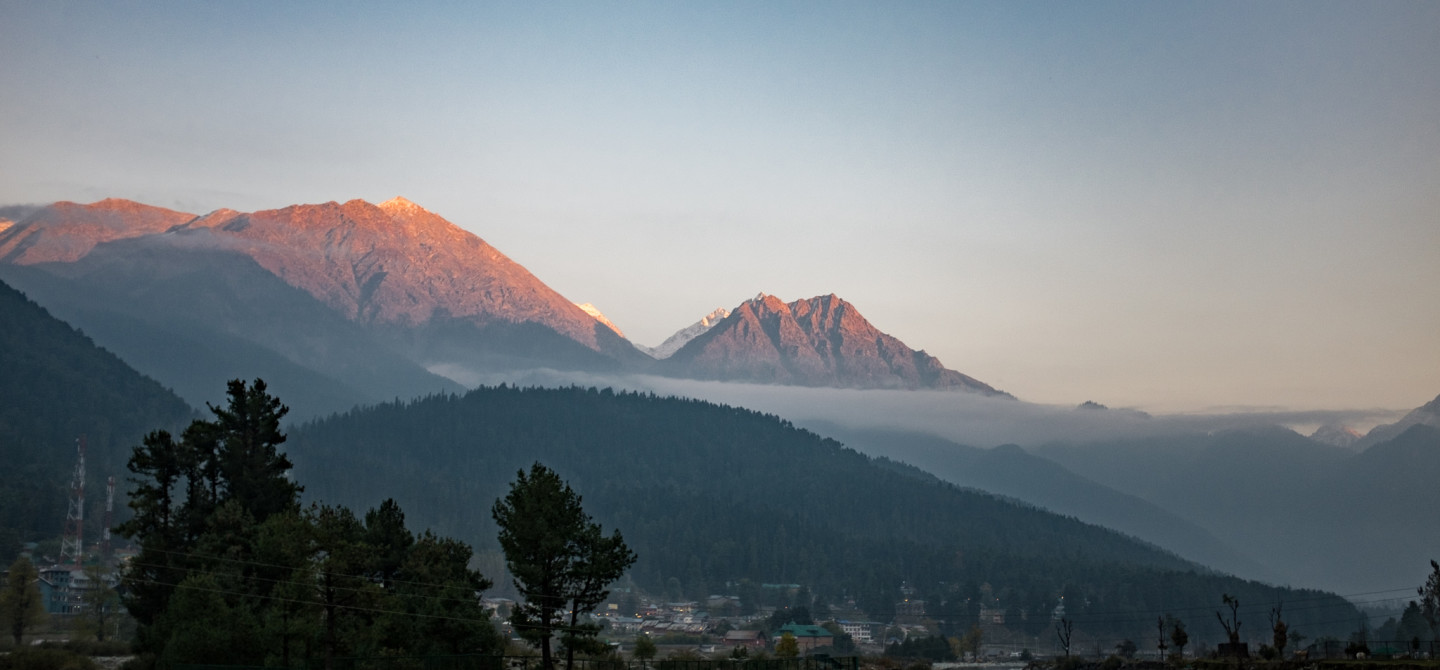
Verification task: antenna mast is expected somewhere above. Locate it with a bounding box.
[59,436,86,567]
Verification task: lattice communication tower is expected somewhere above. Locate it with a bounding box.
[59,436,86,567]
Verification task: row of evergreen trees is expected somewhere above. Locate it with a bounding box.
[118,380,500,669]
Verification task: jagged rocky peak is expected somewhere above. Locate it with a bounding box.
[663,292,1007,394]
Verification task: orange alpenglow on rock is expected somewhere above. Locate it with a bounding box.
[663,292,1007,394]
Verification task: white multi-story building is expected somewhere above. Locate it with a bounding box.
[838,620,879,644]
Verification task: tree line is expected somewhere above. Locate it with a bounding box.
[113,379,632,670]
[286,384,1362,642]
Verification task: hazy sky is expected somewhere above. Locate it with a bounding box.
[3,1,1437,413]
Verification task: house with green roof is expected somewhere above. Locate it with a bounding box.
[775,622,833,652]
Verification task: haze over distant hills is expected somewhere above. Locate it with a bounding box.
[1355,393,1440,449]
[1030,417,1440,595]
[804,422,1279,583]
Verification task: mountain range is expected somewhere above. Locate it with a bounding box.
[0,197,1004,412]
[0,273,1366,645]
[3,195,1436,599]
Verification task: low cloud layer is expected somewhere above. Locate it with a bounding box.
[434,366,1407,448]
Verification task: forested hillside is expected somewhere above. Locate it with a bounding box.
[288,385,1358,642]
[0,278,194,559]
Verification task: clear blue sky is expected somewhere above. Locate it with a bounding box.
[2,1,1436,413]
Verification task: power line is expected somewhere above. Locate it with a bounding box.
[133,543,494,595]
[127,574,613,636]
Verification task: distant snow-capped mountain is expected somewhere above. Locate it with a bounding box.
[1309,423,1363,449]
[1356,392,1440,449]
[639,307,730,359]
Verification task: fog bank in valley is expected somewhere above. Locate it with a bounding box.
[432,365,1403,448]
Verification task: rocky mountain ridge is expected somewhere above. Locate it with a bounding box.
[663,293,1007,394]
[182,197,618,352]
[1,197,1000,393]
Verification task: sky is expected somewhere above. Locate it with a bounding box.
[2,1,1437,414]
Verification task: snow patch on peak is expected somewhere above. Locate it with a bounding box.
[1310,423,1363,449]
[575,302,625,339]
[639,307,731,359]
[697,307,730,328]
[378,196,427,214]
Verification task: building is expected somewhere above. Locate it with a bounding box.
[35,565,118,615]
[724,629,770,650]
[775,623,834,652]
[837,620,881,645]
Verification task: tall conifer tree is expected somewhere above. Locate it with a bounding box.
[493,463,633,670]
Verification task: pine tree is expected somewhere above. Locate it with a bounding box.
[118,378,304,657]
[493,463,634,670]
[211,379,301,522]
[494,464,589,670]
